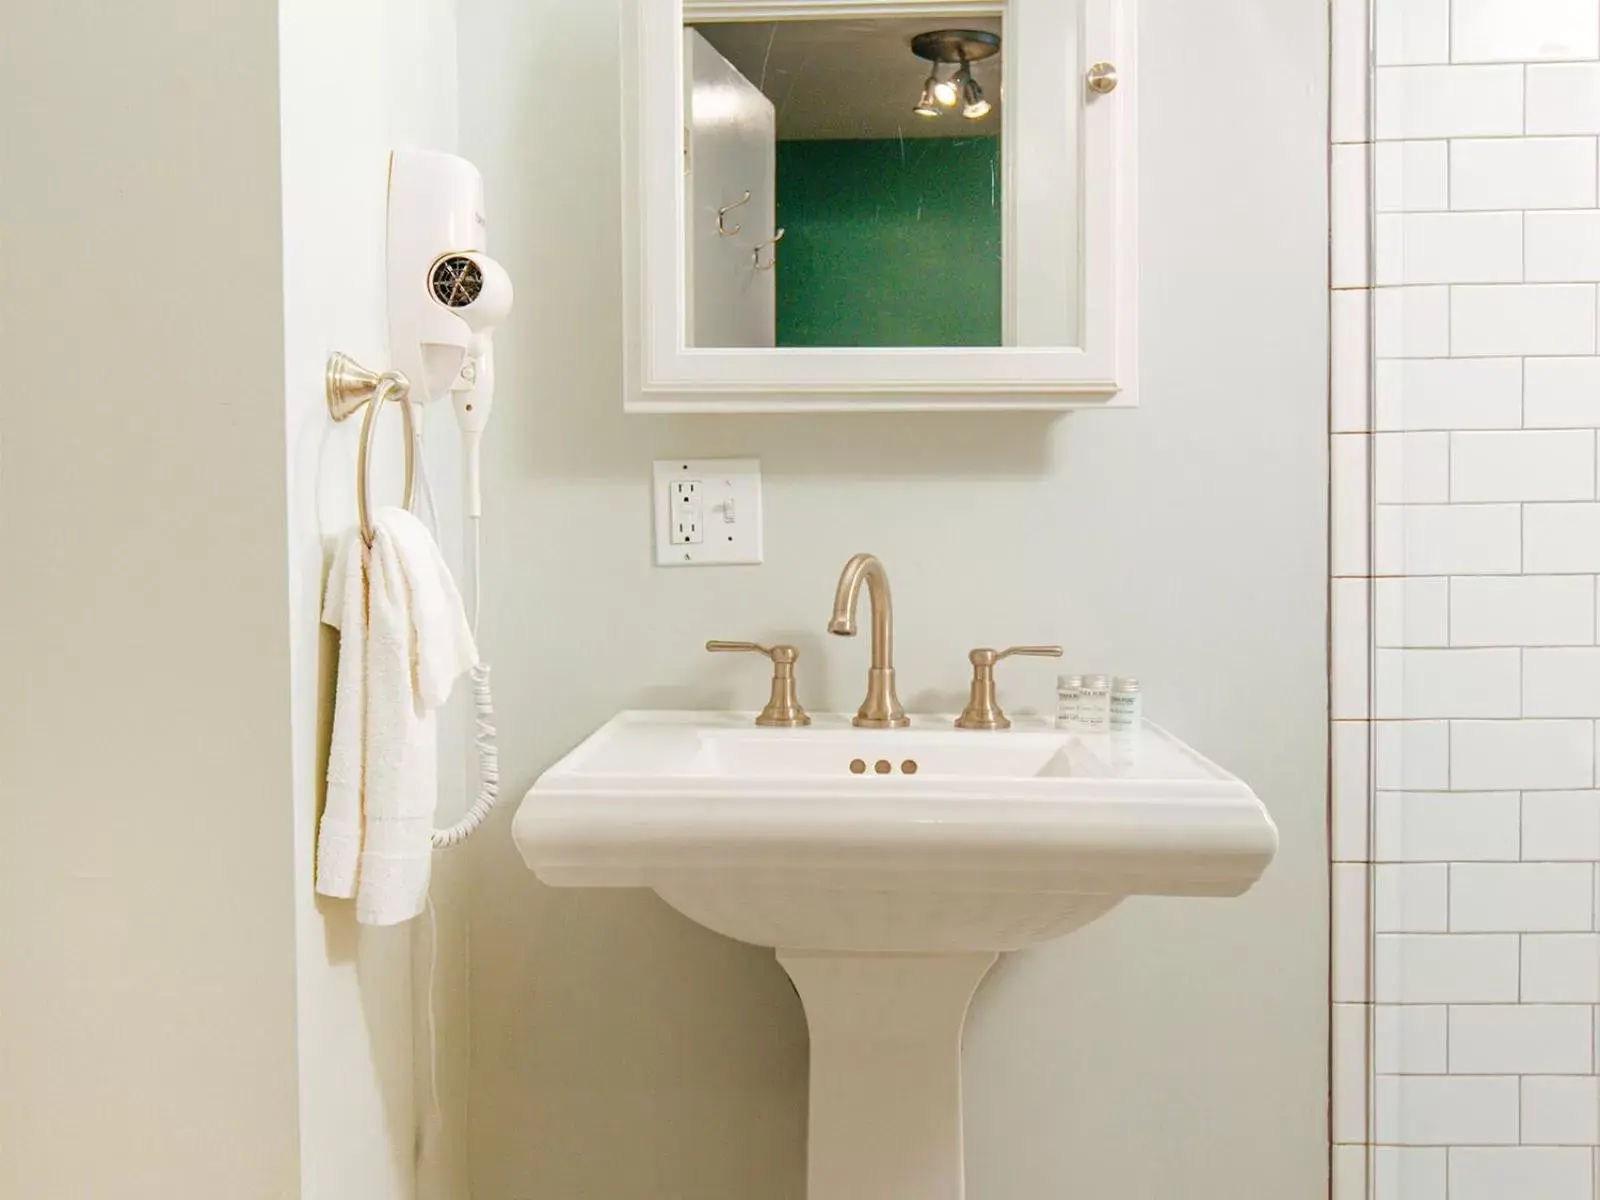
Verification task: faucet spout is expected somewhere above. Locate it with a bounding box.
[829,553,909,728]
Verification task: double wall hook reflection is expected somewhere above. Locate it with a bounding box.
[717,191,751,237]
[753,227,786,271]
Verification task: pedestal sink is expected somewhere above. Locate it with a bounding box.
[514,712,1277,1200]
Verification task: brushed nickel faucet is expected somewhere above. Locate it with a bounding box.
[828,553,909,728]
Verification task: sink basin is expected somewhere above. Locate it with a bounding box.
[516,711,1277,953]
[515,711,1277,1200]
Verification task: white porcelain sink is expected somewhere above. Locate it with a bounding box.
[515,711,1277,1200]
[517,711,1276,952]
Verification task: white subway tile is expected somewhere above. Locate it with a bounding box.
[1377,140,1451,212]
[1332,290,1372,433]
[1528,64,1600,135]
[1374,358,1523,431]
[1524,792,1600,861]
[1375,648,1521,718]
[1333,434,1370,578]
[1332,1003,1368,1144]
[1377,212,1523,285]
[1375,1004,1448,1073]
[1334,863,1371,1003]
[1452,720,1596,789]
[1373,1148,1447,1200]
[1376,66,1525,140]
[1452,285,1599,358]
[1375,285,1450,357]
[1451,137,1600,210]
[1450,1005,1594,1074]
[1452,430,1597,502]
[1376,432,1451,502]
[1333,721,1372,864]
[1331,0,1371,144]
[1334,145,1372,290]
[1452,576,1597,647]
[1375,790,1521,860]
[1332,579,1371,720]
[1451,862,1595,931]
[1375,504,1521,575]
[1522,934,1600,1001]
[1374,1074,1519,1143]
[1526,504,1600,572]
[1448,1147,1592,1200]
[1375,0,1450,65]
[1527,648,1600,716]
[1377,577,1450,646]
[1528,211,1600,282]
[1453,0,1600,63]
[1526,357,1600,427]
[1521,1077,1600,1145]
[1376,721,1451,790]
[1374,933,1520,1002]
[1375,863,1449,930]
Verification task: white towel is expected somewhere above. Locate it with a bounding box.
[316,506,478,925]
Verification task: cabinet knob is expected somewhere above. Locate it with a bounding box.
[1086,62,1119,94]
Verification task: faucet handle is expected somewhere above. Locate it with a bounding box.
[956,645,1064,731]
[707,640,795,663]
[706,640,810,727]
[973,645,1065,666]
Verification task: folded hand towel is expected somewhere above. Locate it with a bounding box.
[316,507,478,925]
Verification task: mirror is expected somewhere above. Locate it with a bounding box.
[623,0,1135,411]
[685,19,1009,349]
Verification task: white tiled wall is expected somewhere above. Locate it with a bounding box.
[1332,1,1600,1195]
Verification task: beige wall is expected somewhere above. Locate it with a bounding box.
[1,2,472,1195]
[458,0,1329,1197]
[0,2,303,1195]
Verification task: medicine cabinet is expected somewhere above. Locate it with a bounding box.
[620,0,1137,413]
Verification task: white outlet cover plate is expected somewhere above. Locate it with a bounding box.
[652,458,763,566]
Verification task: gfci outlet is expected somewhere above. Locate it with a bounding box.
[653,459,762,566]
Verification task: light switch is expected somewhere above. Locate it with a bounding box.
[653,459,762,566]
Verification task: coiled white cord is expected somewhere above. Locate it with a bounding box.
[408,411,501,851]
[431,514,498,848]
[430,658,498,848]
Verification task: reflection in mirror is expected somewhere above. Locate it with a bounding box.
[685,17,1004,350]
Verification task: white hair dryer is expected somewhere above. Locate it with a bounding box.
[387,149,514,517]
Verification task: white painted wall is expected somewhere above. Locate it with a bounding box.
[277,2,469,1198]
[457,0,1329,1196]
[0,2,302,1194]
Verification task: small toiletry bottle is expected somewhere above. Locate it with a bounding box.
[1056,674,1083,730]
[1109,676,1142,735]
[1078,674,1111,732]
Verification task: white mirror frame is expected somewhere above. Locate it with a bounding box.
[622,0,1137,413]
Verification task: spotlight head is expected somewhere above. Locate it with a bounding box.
[914,76,942,116]
[961,76,992,119]
[932,74,960,107]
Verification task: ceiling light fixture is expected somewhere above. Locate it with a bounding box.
[909,29,1000,121]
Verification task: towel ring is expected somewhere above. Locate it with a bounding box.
[326,353,415,547]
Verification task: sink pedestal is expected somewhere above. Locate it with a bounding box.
[777,950,998,1200]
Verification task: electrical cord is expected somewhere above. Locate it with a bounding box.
[408,410,500,851]
[431,515,498,848]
